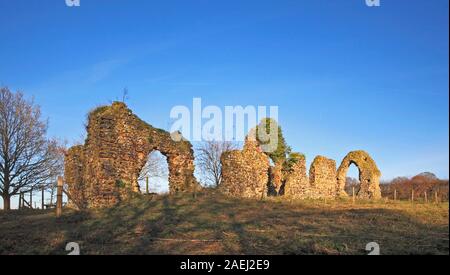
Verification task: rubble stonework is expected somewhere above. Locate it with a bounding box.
[220,139,270,199]
[64,145,86,209]
[284,155,309,199]
[66,103,382,205]
[65,102,199,208]
[309,156,337,198]
[336,150,381,199]
[221,144,381,200]
[268,162,283,195]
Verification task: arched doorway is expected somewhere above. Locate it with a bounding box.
[337,151,381,199]
[139,150,169,194]
[64,102,200,208]
[344,163,361,196]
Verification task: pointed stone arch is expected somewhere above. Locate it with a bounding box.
[336,150,381,199]
[65,102,199,208]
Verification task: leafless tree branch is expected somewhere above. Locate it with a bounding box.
[196,140,237,187]
[0,87,64,210]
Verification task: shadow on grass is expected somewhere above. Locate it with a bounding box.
[0,191,448,255]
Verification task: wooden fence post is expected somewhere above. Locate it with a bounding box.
[56,176,63,218]
[424,192,428,203]
[146,176,149,195]
[18,193,22,210]
[394,189,397,201]
[193,180,198,200]
[352,186,355,204]
[41,187,45,210]
[411,189,414,203]
[30,188,33,209]
[435,191,439,203]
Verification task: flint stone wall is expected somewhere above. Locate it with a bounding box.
[220,139,270,199]
[269,162,283,195]
[65,102,199,208]
[64,145,86,209]
[66,103,382,204]
[336,150,381,199]
[309,156,337,199]
[221,145,382,200]
[284,155,309,199]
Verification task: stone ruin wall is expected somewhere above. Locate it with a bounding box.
[278,155,337,199]
[66,103,382,206]
[308,156,337,199]
[269,163,283,195]
[65,145,87,209]
[336,150,381,199]
[65,102,199,209]
[284,155,309,199]
[221,142,382,200]
[219,139,270,199]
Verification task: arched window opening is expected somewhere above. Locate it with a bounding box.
[139,150,169,195]
[345,163,361,196]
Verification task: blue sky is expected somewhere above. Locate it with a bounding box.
[0,0,449,191]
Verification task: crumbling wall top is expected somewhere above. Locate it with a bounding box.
[65,102,199,208]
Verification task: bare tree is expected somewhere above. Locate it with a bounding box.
[0,87,63,210]
[196,141,237,187]
[138,151,169,193]
[139,151,169,181]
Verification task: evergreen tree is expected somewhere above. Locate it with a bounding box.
[255,118,291,165]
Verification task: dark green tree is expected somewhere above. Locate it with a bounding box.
[255,118,291,165]
[256,118,305,171]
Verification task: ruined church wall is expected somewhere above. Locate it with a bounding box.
[309,156,337,199]
[66,103,382,206]
[268,163,283,195]
[284,155,309,199]
[220,145,382,201]
[220,140,270,199]
[220,142,340,200]
[65,102,199,208]
[65,145,86,209]
[336,150,381,199]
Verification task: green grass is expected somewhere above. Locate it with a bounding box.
[0,190,448,255]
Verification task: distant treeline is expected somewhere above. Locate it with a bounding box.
[346,173,449,201]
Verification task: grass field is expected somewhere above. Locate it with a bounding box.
[0,190,448,255]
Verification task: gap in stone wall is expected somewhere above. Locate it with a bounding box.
[138,150,169,194]
[344,164,361,196]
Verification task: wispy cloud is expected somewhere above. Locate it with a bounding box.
[88,59,128,83]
